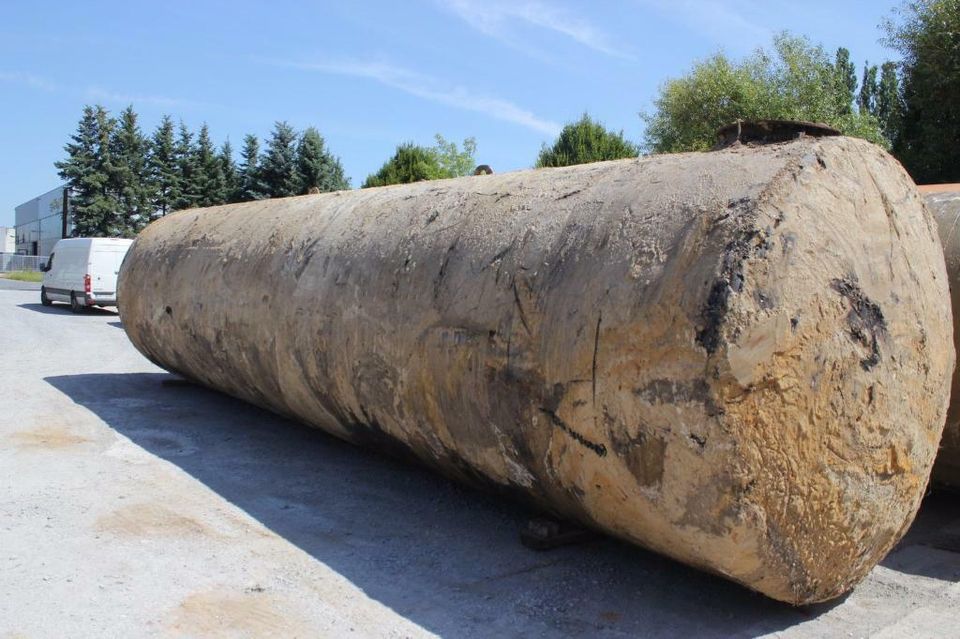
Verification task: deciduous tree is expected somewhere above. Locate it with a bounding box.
[643,33,886,153]
[884,0,960,182]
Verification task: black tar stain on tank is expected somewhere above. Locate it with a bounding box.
[830,277,887,371]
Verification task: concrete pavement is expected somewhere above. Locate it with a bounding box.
[1,289,958,638]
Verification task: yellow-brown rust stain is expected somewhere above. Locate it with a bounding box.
[95,503,210,538]
[168,590,312,638]
[8,425,91,449]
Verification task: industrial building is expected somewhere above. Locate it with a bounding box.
[14,185,73,256]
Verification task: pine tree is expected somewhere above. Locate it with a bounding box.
[219,140,239,203]
[858,63,879,114]
[146,115,179,219]
[260,121,300,198]
[296,127,350,193]
[172,122,199,211]
[110,105,150,235]
[195,123,225,207]
[237,134,265,202]
[55,105,120,236]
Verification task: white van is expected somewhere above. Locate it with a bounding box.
[41,238,134,312]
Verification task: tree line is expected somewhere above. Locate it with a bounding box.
[56,1,960,237]
[56,107,349,237]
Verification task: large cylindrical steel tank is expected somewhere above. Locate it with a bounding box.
[920,185,960,489]
[118,136,953,605]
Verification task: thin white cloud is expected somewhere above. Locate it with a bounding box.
[0,71,58,92]
[440,0,635,60]
[273,58,561,136]
[84,87,206,109]
[637,0,772,45]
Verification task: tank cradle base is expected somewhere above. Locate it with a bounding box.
[520,517,596,551]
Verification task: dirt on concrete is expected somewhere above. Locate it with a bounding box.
[0,289,959,637]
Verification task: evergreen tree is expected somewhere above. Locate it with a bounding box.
[219,139,239,203]
[194,123,226,206]
[260,121,300,198]
[237,134,266,202]
[363,143,446,188]
[146,115,179,219]
[858,63,879,114]
[55,105,120,236]
[172,122,200,211]
[296,127,350,193]
[833,47,858,114]
[536,114,638,168]
[110,105,150,235]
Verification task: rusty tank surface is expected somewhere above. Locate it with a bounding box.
[919,184,960,489]
[118,136,953,605]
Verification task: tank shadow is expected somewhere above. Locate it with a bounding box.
[44,372,881,637]
[880,490,960,580]
[18,303,118,316]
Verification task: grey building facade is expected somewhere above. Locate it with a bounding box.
[14,185,74,256]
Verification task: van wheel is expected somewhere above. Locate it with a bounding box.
[70,293,85,314]
[40,287,52,306]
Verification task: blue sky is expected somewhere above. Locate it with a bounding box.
[1,1,902,228]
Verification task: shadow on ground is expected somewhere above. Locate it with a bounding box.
[44,372,959,638]
[19,303,118,316]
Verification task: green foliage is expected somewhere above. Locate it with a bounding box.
[363,143,447,188]
[433,134,477,177]
[110,106,150,235]
[172,122,200,211]
[884,0,960,182]
[57,106,352,229]
[260,121,300,198]
[55,105,122,236]
[876,61,903,143]
[834,48,858,114]
[296,127,350,193]
[4,271,43,282]
[146,115,179,218]
[194,124,226,207]
[858,63,879,114]
[536,114,638,168]
[237,134,266,202]
[643,33,888,153]
[219,139,239,203]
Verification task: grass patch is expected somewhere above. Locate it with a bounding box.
[3,271,43,282]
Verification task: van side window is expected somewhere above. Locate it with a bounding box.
[45,253,54,271]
